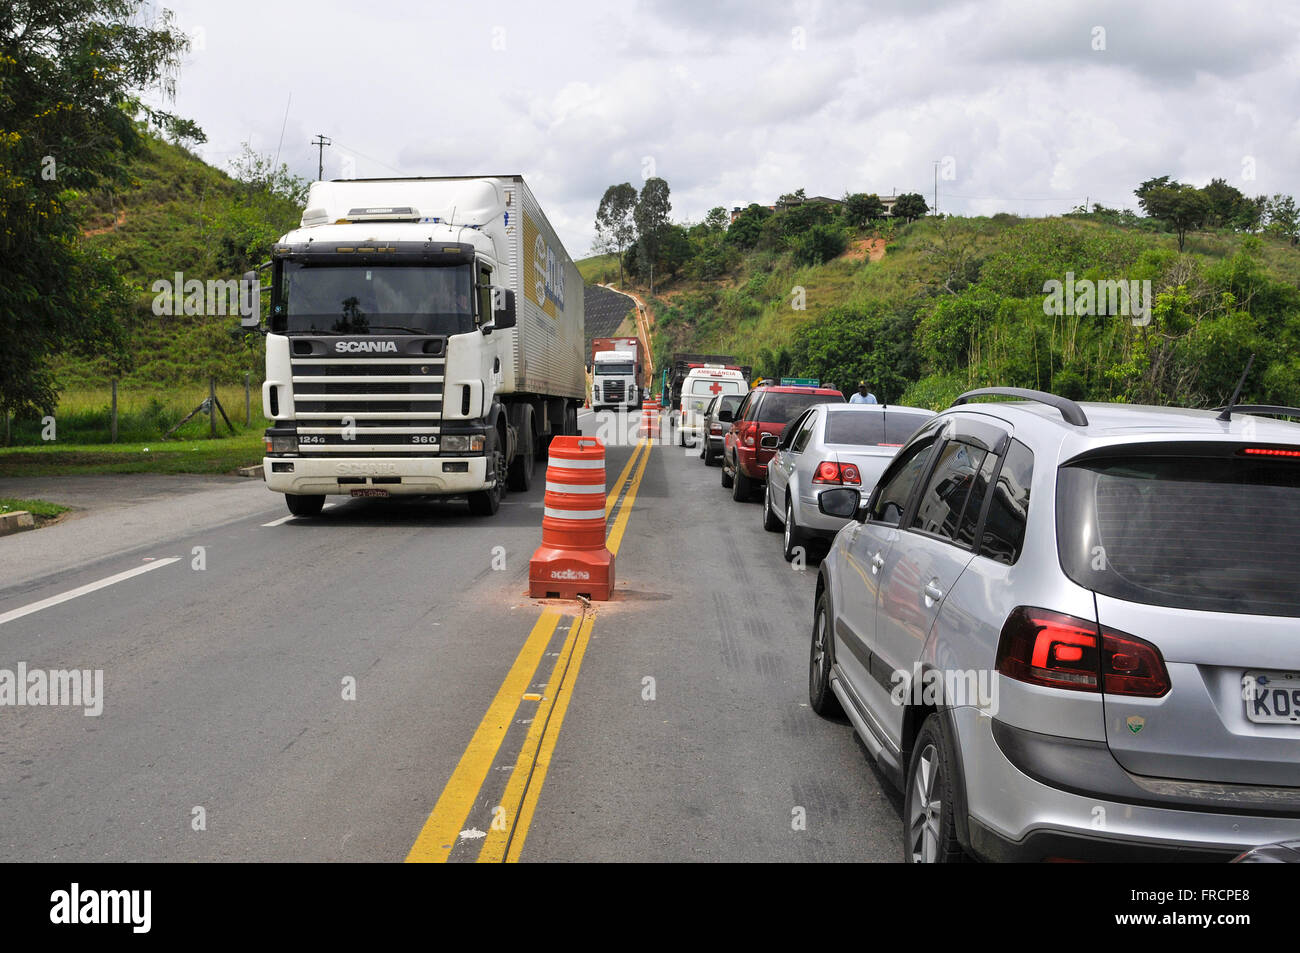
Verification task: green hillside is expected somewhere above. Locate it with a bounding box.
[57,135,302,392]
[585,214,1300,410]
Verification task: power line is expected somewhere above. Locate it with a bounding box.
[273,92,292,170]
[329,140,405,177]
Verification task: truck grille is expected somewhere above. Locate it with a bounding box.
[601,380,625,402]
[290,356,444,454]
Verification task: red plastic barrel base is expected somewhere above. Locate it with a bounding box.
[528,546,615,601]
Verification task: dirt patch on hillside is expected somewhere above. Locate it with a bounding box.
[843,238,886,262]
[83,209,127,236]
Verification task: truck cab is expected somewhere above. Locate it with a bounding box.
[591,349,640,410]
[259,176,583,518]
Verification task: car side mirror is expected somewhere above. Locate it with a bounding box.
[718,409,733,422]
[818,487,861,519]
[491,288,516,330]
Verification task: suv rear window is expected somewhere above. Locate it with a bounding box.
[1057,452,1300,616]
[756,392,840,423]
[885,411,933,444]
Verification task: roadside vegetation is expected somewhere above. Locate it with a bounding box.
[0,497,71,519]
[584,176,1300,410]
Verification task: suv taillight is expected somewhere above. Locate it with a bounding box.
[994,607,1170,697]
[812,461,861,485]
[743,423,756,447]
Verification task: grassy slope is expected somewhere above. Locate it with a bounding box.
[56,136,300,393]
[579,215,1300,408]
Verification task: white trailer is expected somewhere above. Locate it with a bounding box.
[258,175,584,516]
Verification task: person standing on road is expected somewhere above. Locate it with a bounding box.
[849,381,878,404]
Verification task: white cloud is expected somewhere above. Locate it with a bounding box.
[148,0,1300,253]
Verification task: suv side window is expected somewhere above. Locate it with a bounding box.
[979,439,1033,565]
[792,410,819,452]
[869,423,943,525]
[911,440,989,542]
[733,392,754,423]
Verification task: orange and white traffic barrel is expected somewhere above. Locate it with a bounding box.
[529,436,614,600]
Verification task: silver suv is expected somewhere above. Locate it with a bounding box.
[809,388,1300,862]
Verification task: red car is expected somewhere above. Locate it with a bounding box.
[721,384,846,501]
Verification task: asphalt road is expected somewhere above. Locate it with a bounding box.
[0,410,900,862]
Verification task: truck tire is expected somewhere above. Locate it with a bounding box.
[285,493,325,517]
[468,431,505,516]
[508,409,535,492]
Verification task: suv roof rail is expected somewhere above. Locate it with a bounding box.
[1210,404,1300,420]
[951,387,1089,427]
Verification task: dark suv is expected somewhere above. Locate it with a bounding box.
[722,384,845,501]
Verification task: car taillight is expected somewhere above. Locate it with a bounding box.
[994,607,1170,697]
[709,423,722,434]
[812,461,861,485]
[743,423,756,447]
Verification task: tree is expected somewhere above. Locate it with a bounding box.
[1265,194,1299,246]
[228,142,309,206]
[703,206,730,232]
[1201,178,1249,229]
[658,224,692,278]
[842,192,885,228]
[725,203,771,249]
[0,0,195,425]
[594,182,637,284]
[1137,182,1210,251]
[892,193,928,222]
[634,177,671,294]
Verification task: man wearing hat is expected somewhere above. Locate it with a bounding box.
[849,381,878,404]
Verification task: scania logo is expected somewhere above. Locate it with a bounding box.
[335,340,398,353]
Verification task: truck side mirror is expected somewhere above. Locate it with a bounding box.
[239,270,262,329]
[491,288,516,330]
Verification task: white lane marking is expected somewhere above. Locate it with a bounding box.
[0,558,182,627]
[261,503,337,527]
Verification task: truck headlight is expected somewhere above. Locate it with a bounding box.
[441,434,485,453]
[266,435,298,453]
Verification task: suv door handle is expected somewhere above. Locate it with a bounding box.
[870,553,885,572]
[923,581,944,604]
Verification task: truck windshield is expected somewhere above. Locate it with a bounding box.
[595,362,635,375]
[275,262,475,335]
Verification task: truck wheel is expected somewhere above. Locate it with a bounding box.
[508,439,535,491]
[468,432,504,516]
[509,412,536,491]
[285,494,325,517]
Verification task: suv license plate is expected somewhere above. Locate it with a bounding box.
[350,488,389,498]
[1243,670,1300,725]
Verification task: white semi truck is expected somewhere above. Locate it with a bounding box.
[590,336,642,410]
[258,175,585,517]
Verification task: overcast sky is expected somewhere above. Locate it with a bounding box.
[145,0,1300,256]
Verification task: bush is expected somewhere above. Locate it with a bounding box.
[792,225,847,266]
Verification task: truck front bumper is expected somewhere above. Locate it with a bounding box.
[263,456,490,496]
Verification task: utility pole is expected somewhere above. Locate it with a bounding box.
[311,133,332,181]
[933,160,939,216]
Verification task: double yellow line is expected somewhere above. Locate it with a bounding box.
[405,438,652,863]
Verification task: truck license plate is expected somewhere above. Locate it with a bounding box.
[350,488,389,498]
[1243,670,1300,725]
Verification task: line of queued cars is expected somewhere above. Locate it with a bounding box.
[691,380,1300,863]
